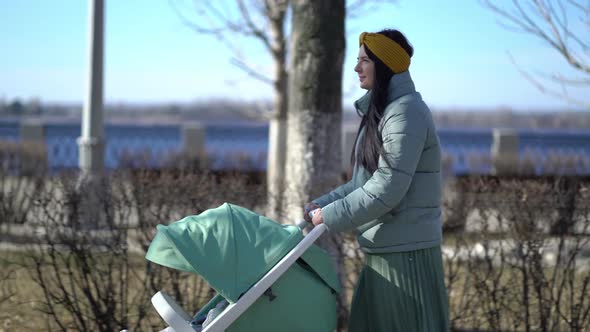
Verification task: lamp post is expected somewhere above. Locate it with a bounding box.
[78,0,105,178]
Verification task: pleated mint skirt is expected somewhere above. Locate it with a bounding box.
[348,246,450,332]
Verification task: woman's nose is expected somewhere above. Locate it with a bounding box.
[354,62,361,73]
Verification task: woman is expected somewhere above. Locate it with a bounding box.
[304,29,449,331]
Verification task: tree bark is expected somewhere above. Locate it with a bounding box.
[286,0,347,327]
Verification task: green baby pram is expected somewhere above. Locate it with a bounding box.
[145,203,340,332]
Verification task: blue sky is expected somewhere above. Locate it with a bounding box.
[0,0,587,111]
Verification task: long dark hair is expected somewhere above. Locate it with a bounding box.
[351,29,414,174]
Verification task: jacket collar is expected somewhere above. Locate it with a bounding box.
[354,71,416,116]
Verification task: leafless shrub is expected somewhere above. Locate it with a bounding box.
[444,176,590,331]
[0,141,46,228]
[0,140,47,176]
[25,174,142,331]
[16,158,267,331]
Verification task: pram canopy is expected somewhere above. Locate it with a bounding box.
[145,203,340,303]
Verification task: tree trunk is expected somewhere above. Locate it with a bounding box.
[286,0,347,327]
[266,57,288,221]
[266,1,288,221]
[266,116,287,220]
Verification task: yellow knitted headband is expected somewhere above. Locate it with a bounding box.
[359,32,411,73]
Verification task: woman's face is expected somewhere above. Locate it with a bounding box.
[354,45,375,90]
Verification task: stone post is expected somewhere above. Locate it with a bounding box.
[19,119,47,173]
[20,120,45,142]
[491,128,519,175]
[182,122,206,168]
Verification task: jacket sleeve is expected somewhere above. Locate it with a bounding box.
[312,180,355,208]
[321,106,427,232]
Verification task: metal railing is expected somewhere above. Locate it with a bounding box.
[1,120,589,175]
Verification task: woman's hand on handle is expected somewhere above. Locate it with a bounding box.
[311,208,324,226]
[303,202,320,222]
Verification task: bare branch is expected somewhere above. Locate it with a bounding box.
[551,0,590,51]
[264,0,289,57]
[230,57,274,85]
[483,0,590,109]
[236,0,273,52]
[169,0,274,50]
[545,72,590,85]
[168,0,227,34]
[566,0,587,12]
[483,0,590,74]
[508,52,590,108]
[168,0,288,88]
[346,0,396,19]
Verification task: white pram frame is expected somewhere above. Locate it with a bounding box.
[151,221,327,332]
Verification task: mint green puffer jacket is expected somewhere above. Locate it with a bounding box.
[313,71,442,253]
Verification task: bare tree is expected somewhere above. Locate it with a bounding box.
[169,0,395,220]
[482,0,590,108]
[443,176,590,331]
[169,0,290,220]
